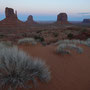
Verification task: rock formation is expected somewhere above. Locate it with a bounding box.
[26,15,37,24]
[56,13,69,24]
[0,7,25,27]
[83,19,90,23]
[5,7,17,18]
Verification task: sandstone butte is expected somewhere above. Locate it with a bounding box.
[56,13,70,24]
[0,7,25,27]
[26,15,37,25]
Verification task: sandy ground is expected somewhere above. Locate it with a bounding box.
[19,44,90,90]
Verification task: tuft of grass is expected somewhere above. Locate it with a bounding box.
[87,38,90,42]
[82,38,90,47]
[34,36,45,42]
[0,41,13,47]
[0,41,15,50]
[56,43,83,54]
[56,39,81,45]
[0,47,51,90]
[53,32,59,37]
[56,39,90,47]
[67,33,74,39]
[56,38,90,55]
[18,38,37,45]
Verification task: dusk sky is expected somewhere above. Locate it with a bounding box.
[0,0,90,21]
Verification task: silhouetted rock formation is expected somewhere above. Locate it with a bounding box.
[0,7,25,27]
[56,13,69,24]
[83,19,90,23]
[5,7,17,18]
[26,15,37,25]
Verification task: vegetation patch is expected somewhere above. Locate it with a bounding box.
[56,38,90,54]
[53,32,59,37]
[18,38,37,45]
[0,47,51,90]
[56,43,83,54]
[34,36,45,42]
[67,33,74,39]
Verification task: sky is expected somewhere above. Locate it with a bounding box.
[0,0,90,21]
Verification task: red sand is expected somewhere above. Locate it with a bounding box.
[19,44,90,90]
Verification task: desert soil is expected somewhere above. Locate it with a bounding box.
[18,44,90,90]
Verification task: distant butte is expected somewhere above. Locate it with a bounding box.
[56,13,69,24]
[0,7,25,27]
[26,15,37,25]
[5,7,17,18]
[83,19,90,23]
[0,7,71,26]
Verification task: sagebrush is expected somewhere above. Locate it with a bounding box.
[0,41,14,49]
[56,43,83,54]
[0,47,50,90]
[56,39,90,47]
[18,38,37,45]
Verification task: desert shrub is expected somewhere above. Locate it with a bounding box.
[18,38,37,45]
[53,32,59,37]
[0,34,5,38]
[56,43,83,54]
[41,42,47,46]
[67,33,74,39]
[0,41,14,50]
[56,39,89,46]
[56,39,82,45]
[85,39,90,47]
[81,29,87,33]
[36,30,42,33]
[55,40,70,45]
[71,40,81,44]
[86,42,90,47]
[0,43,7,49]
[0,47,51,90]
[56,45,71,54]
[21,33,27,37]
[34,36,45,42]
[0,41,13,47]
[87,38,90,42]
[56,39,90,55]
